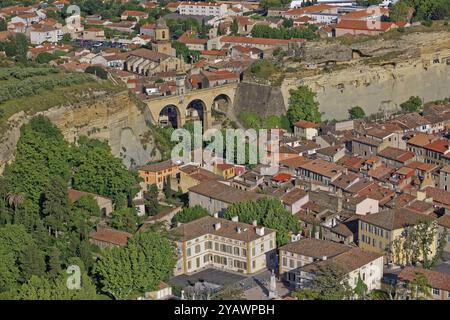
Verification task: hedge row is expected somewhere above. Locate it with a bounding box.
[0,67,59,81]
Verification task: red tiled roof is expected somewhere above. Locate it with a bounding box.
[398,267,450,292]
[122,10,148,16]
[424,139,450,154]
[336,20,395,32]
[272,172,292,182]
[221,36,305,46]
[294,119,316,128]
[89,226,132,247]
[285,4,335,15]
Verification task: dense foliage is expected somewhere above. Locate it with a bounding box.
[224,198,301,246]
[172,205,208,225]
[287,86,322,125]
[349,106,366,119]
[94,231,176,299]
[251,24,319,41]
[293,264,352,300]
[394,0,450,21]
[400,96,422,113]
[0,116,143,299]
[239,112,291,131]
[85,66,108,80]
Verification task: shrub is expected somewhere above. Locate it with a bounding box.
[85,66,108,80]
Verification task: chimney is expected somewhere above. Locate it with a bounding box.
[214,222,221,230]
[231,216,239,222]
[252,220,257,226]
[322,256,327,261]
[213,212,219,218]
[256,226,265,236]
[236,226,242,234]
[290,233,301,243]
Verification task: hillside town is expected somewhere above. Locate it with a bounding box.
[0,0,449,304]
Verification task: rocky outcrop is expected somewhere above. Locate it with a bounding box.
[0,91,162,173]
[280,31,450,120]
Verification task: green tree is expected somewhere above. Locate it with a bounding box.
[0,18,7,32]
[94,231,175,299]
[0,246,20,293]
[389,1,411,22]
[36,52,56,64]
[19,243,46,280]
[4,115,71,205]
[349,106,366,119]
[287,86,321,126]
[108,207,139,233]
[408,272,432,300]
[4,33,29,62]
[47,246,62,280]
[42,176,71,237]
[354,274,368,299]
[145,184,160,216]
[172,205,208,225]
[224,198,301,246]
[85,66,108,79]
[213,284,245,300]
[72,136,138,207]
[230,18,239,35]
[163,175,172,199]
[400,96,422,113]
[293,264,352,300]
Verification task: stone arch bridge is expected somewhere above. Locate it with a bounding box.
[144,83,238,129]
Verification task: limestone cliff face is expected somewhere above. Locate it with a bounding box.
[281,55,450,120]
[279,31,450,120]
[0,91,161,173]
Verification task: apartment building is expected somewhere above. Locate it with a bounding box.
[279,238,351,286]
[298,247,384,293]
[293,120,318,140]
[351,127,396,157]
[398,267,450,300]
[188,180,259,215]
[171,216,276,276]
[358,208,437,266]
[297,159,345,186]
[30,24,63,44]
[280,237,383,292]
[176,164,224,193]
[178,2,228,17]
[439,165,450,192]
[138,160,179,189]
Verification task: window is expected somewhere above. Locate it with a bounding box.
[252,247,255,256]
[206,241,212,250]
[234,247,240,256]
[195,244,200,254]
[196,257,200,268]
[260,243,264,252]
[186,248,191,256]
[432,288,440,295]
[252,261,256,269]
[289,259,294,268]
[187,261,191,269]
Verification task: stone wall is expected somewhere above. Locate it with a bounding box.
[233,82,286,118]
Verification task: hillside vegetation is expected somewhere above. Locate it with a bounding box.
[0,66,123,136]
